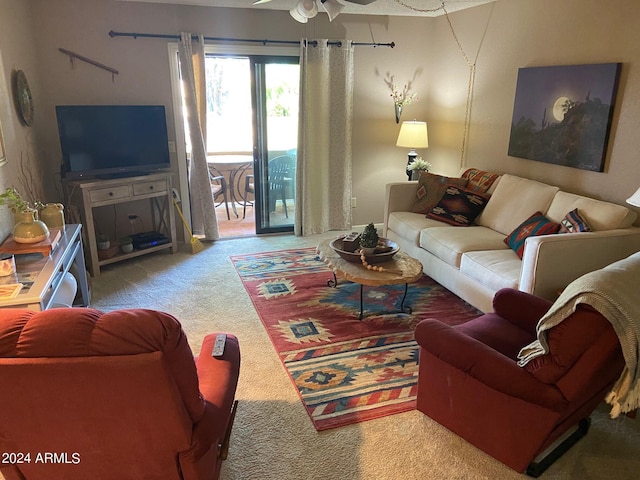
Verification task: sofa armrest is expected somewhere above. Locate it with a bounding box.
[492,288,553,332]
[384,181,419,236]
[520,228,640,301]
[415,319,566,410]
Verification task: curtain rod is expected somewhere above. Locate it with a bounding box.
[108,30,395,48]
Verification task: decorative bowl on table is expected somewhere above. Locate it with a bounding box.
[329,236,399,264]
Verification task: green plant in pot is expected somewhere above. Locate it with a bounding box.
[120,236,133,254]
[360,223,379,255]
[0,187,45,219]
[0,188,49,243]
[407,157,432,180]
[0,187,40,221]
[97,234,110,251]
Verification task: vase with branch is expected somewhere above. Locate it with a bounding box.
[0,187,43,221]
[384,73,418,123]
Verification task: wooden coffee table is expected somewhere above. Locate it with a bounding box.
[316,238,423,319]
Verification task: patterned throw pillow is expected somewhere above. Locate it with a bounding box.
[504,211,561,259]
[461,168,501,193]
[411,172,468,214]
[427,185,491,226]
[559,208,591,233]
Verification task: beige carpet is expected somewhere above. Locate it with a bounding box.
[45,233,640,478]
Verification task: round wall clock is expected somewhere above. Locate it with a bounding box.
[13,70,34,126]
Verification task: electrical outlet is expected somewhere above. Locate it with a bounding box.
[351,197,357,208]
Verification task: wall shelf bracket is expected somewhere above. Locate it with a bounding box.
[58,48,119,81]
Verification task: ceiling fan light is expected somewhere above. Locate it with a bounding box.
[290,7,308,23]
[321,0,344,21]
[290,0,318,23]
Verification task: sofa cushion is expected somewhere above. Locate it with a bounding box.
[460,250,522,292]
[456,313,536,361]
[420,226,508,268]
[411,172,468,214]
[387,211,444,245]
[427,185,491,226]
[476,174,559,235]
[504,211,561,259]
[559,208,591,233]
[546,191,637,230]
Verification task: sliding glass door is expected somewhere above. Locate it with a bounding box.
[251,58,299,234]
[204,53,299,234]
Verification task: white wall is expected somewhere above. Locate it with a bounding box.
[0,0,44,241]
[427,0,640,217]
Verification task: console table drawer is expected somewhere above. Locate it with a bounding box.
[133,180,167,196]
[89,185,131,203]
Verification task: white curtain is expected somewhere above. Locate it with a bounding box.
[178,32,219,241]
[295,39,354,236]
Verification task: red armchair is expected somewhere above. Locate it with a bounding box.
[0,308,240,480]
[415,288,624,477]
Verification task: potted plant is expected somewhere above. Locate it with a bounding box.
[0,187,43,222]
[0,187,28,213]
[360,223,380,255]
[97,234,110,251]
[120,236,133,253]
[407,157,432,180]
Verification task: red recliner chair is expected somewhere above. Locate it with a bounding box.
[415,288,624,477]
[0,308,240,480]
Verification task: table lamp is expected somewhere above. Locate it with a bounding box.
[396,120,428,180]
[626,187,640,207]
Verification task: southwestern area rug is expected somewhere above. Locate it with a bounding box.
[231,247,481,431]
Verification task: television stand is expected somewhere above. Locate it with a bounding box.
[65,173,177,276]
[96,171,151,180]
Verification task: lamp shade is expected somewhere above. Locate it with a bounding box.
[290,0,318,23]
[396,121,429,149]
[627,187,640,207]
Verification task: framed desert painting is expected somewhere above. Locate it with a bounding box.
[508,63,621,172]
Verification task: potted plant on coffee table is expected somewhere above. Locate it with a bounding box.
[360,223,379,255]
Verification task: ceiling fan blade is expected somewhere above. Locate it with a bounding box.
[252,0,273,4]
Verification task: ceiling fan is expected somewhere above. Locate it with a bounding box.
[253,0,378,4]
[253,0,379,22]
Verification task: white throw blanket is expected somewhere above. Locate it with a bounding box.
[518,251,640,418]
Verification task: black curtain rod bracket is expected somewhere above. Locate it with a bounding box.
[108,30,394,48]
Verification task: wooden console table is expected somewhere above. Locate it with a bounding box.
[65,173,177,276]
[0,224,91,311]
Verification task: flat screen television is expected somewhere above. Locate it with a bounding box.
[56,105,171,179]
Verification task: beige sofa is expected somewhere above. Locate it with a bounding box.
[384,172,640,313]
